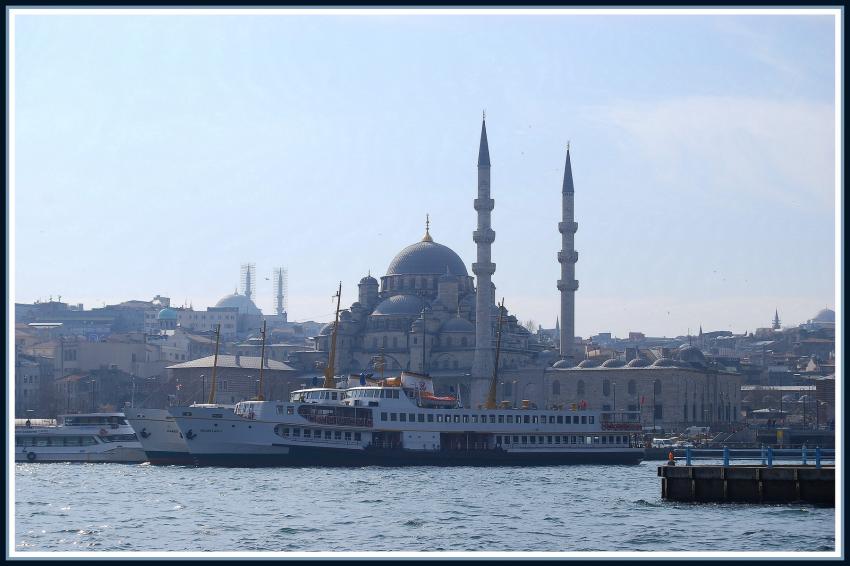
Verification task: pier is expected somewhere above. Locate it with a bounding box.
[658,447,835,505]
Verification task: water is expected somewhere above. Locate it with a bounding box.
[14,462,834,552]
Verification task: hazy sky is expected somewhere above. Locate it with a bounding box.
[12,11,838,337]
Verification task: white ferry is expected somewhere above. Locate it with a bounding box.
[170,372,645,467]
[14,413,145,463]
[123,405,233,465]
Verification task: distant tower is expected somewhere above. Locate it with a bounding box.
[472,115,496,380]
[274,267,288,321]
[240,263,256,302]
[557,144,579,361]
[772,309,781,330]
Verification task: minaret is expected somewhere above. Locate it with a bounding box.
[557,144,579,361]
[472,115,496,381]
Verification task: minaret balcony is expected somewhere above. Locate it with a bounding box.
[558,221,578,234]
[557,279,579,292]
[472,262,496,276]
[558,250,579,263]
[474,198,495,211]
[473,228,496,244]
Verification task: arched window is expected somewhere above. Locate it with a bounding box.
[628,380,636,395]
[653,379,662,396]
[603,380,611,397]
[577,380,585,396]
[552,380,561,396]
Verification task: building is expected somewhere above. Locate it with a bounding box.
[166,355,298,405]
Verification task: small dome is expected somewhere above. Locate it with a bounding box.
[371,294,425,316]
[319,322,335,335]
[215,293,262,316]
[626,358,649,368]
[339,310,352,322]
[601,358,625,368]
[440,317,474,333]
[157,308,177,320]
[651,358,677,367]
[359,275,378,285]
[552,359,572,369]
[678,345,706,365]
[577,360,597,368]
[812,308,835,323]
[386,240,468,277]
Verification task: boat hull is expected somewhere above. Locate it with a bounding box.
[15,446,147,464]
[189,444,644,467]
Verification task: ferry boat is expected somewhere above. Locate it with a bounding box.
[124,405,233,465]
[170,371,645,467]
[14,413,145,463]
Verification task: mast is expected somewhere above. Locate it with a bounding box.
[207,323,221,404]
[257,320,267,401]
[322,282,343,389]
[485,298,506,409]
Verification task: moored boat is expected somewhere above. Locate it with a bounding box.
[15,413,145,463]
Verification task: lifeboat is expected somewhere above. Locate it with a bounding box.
[419,392,457,408]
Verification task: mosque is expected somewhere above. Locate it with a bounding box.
[286,117,581,405]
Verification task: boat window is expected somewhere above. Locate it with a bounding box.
[531,416,538,424]
[504,436,510,444]
[495,436,502,445]
[498,415,504,424]
[557,416,563,424]
[471,415,478,423]
[282,427,290,436]
[523,415,530,424]
[436,415,443,422]
[547,436,553,444]
[507,415,513,424]
[522,436,528,444]
[277,406,284,414]
[549,416,556,424]
[417,414,424,423]
[331,392,338,400]
[325,431,332,440]
[589,416,594,424]
[581,416,587,424]
[354,432,361,441]
[555,436,561,444]
[489,415,496,424]
[427,414,434,422]
[381,412,388,421]
[512,436,519,443]
[345,432,352,441]
[379,390,385,398]
[334,431,342,440]
[293,428,301,437]
[572,436,578,444]
[287,406,294,415]
[409,414,415,422]
[453,415,460,423]
[313,430,322,438]
[593,436,600,444]
[463,415,469,423]
[601,436,607,444]
[393,390,400,399]
[390,413,397,421]
[399,414,407,422]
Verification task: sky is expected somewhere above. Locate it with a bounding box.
[11,10,839,338]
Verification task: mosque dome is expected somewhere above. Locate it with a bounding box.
[156,307,177,320]
[677,345,706,365]
[577,360,597,368]
[440,317,474,333]
[601,358,626,368]
[386,240,468,277]
[359,274,378,285]
[651,358,677,367]
[371,294,425,316]
[812,308,835,323]
[626,358,649,368]
[215,293,262,316]
[551,359,572,369]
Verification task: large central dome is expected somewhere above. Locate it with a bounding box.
[386,240,469,277]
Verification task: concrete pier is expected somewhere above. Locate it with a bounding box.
[658,465,834,505]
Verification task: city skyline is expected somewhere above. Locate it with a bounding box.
[12,11,838,338]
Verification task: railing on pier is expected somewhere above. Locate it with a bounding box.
[672,446,836,468]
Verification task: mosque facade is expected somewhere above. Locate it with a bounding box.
[287,118,578,404]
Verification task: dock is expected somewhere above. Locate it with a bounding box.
[657,447,835,505]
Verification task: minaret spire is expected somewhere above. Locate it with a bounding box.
[472,115,496,389]
[557,142,579,361]
[422,213,433,242]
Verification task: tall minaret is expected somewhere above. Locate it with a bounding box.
[472,115,496,380]
[557,144,579,361]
